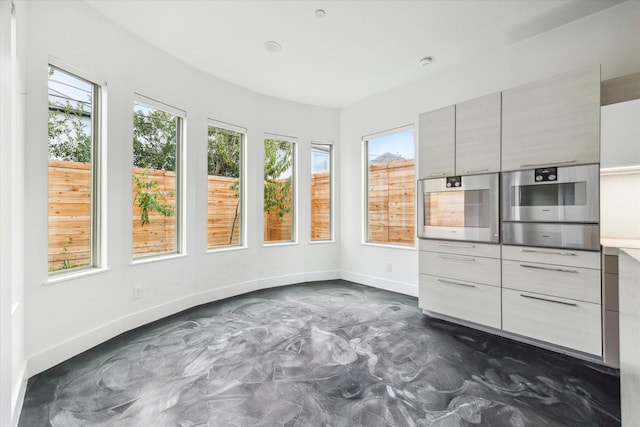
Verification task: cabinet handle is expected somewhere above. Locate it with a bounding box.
[520,293,578,307]
[465,168,489,174]
[520,248,577,256]
[519,159,576,168]
[519,264,578,274]
[438,278,476,288]
[439,254,476,262]
[426,172,446,177]
[439,243,475,248]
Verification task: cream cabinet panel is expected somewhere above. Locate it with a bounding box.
[502,259,601,304]
[502,245,600,269]
[419,251,500,286]
[419,274,501,329]
[502,288,602,356]
[418,105,455,178]
[455,92,501,175]
[502,65,600,171]
[419,239,500,258]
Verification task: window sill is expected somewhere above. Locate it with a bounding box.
[308,239,336,245]
[263,241,299,248]
[206,245,248,254]
[130,253,188,266]
[45,267,110,286]
[361,242,416,251]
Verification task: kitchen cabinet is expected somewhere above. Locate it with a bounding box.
[501,245,602,356]
[418,240,501,328]
[455,92,501,175]
[501,65,601,171]
[418,105,455,178]
[418,92,500,178]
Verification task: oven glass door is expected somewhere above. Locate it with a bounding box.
[417,173,499,243]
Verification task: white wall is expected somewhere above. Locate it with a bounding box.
[23,0,340,376]
[339,1,640,296]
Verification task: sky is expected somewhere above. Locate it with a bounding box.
[367,129,415,164]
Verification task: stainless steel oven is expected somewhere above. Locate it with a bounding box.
[417,173,499,243]
[501,163,600,250]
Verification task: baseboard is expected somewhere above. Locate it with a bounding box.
[341,271,418,297]
[304,269,341,282]
[27,272,316,377]
[11,362,27,427]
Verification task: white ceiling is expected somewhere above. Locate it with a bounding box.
[85,0,624,108]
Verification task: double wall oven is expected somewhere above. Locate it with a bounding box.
[417,164,600,250]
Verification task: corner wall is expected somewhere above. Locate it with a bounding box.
[339,1,640,296]
[22,0,340,377]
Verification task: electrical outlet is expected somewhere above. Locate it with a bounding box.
[133,287,143,300]
[385,262,392,272]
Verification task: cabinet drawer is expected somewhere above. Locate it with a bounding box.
[502,259,601,303]
[502,245,601,269]
[420,251,501,286]
[419,274,501,329]
[419,239,500,258]
[502,288,602,356]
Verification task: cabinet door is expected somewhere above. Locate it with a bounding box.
[501,65,600,171]
[456,92,501,175]
[418,105,455,178]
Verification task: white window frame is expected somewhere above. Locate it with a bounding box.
[131,93,186,262]
[263,133,297,246]
[47,58,107,279]
[206,119,247,252]
[310,141,334,243]
[362,125,416,249]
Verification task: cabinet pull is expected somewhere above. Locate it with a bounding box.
[465,168,489,174]
[426,172,446,177]
[520,293,578,307]
[519,159,576,168]
[520,248,577,256]
[439,243,475,248]
[438,278,476,288]
[519,264,578,274]
[439,254,476,262]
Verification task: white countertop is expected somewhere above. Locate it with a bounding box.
[601,238,640,252]
[620,248,640,263]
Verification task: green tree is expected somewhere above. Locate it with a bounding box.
[263,139,293,217]
[133,171,175,227]
[208,127,241,177]
[133,109,176,171]
[48,100,92,162]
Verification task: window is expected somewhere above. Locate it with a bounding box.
[310,142,332,241]
[47,65,101,274]
[207,120,245,249]
[264,134,296,243]
[365,127,415,246]
[132,95,184,259]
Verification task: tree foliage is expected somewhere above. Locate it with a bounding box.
[48,101,92,162]
[133,171,175,227]
[264,139,293,217]
[208,127,241,177]
[133,109,176,171]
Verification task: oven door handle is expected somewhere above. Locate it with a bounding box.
[439,254,476,262]
[520,248,577,256]
[519,159,576,168]
[437,278,476,288]
[519,264,578,274]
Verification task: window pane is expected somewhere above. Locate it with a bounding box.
[207,124,243,248]
[311,143,331,241]
[264,137,295,243]
[47,66,96,273]
[366,129,415,245]
[132,101,180,258]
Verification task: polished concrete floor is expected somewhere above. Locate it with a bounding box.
[19,280,620,426]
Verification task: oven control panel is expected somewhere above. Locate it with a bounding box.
[446,176,462,188]
[534,167,557,182]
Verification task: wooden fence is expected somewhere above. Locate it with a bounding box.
[368,159,415,245]
[48,160,413,270]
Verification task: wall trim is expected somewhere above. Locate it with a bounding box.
[601,165,640,176]
[11,362,27,427]
[26,271,338,377]
[340,270,418,297]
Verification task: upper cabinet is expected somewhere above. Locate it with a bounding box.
[501,65,601,171]
[455,92,501,175]
[418,93,501,178]
[418,105,455,178]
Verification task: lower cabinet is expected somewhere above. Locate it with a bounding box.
[502,288,602,356]
[419,274,501,329]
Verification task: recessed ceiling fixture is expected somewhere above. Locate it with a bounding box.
[264,40,282,53]
[419,56,433,67]
[315,9,326,18]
